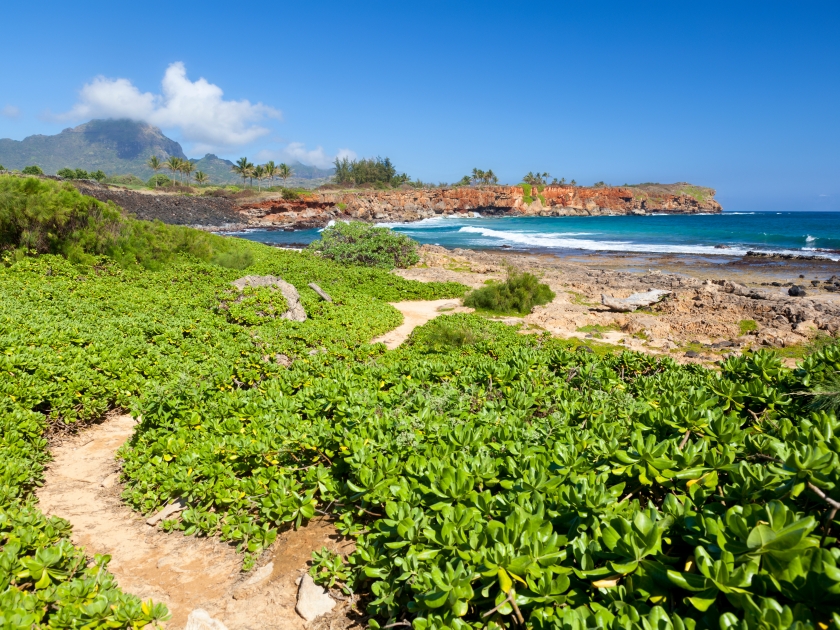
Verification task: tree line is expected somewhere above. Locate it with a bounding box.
[332,157,408,188]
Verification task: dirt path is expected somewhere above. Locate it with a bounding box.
[372,299,471,349]
[37,414,352,629]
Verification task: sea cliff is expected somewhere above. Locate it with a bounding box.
[241,183,721,229]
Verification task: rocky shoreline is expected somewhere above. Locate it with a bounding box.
[402,245,840,364]
[72,181,721,231]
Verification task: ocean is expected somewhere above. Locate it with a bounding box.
[236,211,840,261]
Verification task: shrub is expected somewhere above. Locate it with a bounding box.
[21,165,43,175]
[147,174,172,187]
[281,188,300,200]
[739,319,758,335]
[308,221,420,269]
[105,174,145,186]
[416,317,480,351]
[0,176,253,269]
[464,269,556,314]
[91,170,106,182]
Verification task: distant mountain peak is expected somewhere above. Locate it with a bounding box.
[0,119,334,183]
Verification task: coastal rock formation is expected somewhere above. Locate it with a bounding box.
[240,183,721,230]
[66,180,720,231]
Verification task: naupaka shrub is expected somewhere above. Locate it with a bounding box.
[117,310,840,630]
[0,183,464,625]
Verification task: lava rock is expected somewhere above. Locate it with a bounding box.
[788,285,807,297]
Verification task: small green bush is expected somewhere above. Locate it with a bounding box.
[418,317,480,351]
[211,248,254,270]
[147,174,172,187]
[22,165,43,176]
[464,269,556,315]
[739,319,758,335]
[308,221,420,269]
[281,188,301,200]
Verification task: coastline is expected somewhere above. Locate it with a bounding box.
[393,244,840,365]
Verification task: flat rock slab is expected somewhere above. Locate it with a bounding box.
[185,609,230,630]
[601,289,671,312]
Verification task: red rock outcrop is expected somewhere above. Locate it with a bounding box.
[238,184,721,229]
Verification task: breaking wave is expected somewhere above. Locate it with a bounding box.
[456,226,840,260]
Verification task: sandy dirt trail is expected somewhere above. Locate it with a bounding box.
[372,299,470,348]
[37,414,351,629]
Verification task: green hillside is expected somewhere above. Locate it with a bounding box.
[0,119,334,186]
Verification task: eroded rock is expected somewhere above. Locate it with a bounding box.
[184,609,229,630]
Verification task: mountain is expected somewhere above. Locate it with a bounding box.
[0,119,334,185]
[0,119,186,178]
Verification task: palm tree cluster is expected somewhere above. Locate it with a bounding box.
[147,155,209,187]
[231,158,293,191]
[522,171,550,186]
[470,168,498,186]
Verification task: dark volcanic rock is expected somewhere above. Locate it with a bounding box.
[788,285,807,297]
[75,183,242,227]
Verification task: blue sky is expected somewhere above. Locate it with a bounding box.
[1,1,838,211]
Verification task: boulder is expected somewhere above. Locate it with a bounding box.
[296,574,335,622]
[788,285,807,297]
[231,276,306,322]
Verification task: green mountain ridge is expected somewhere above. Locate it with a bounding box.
[0,119,333,185]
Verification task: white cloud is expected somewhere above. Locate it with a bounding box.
[61,62,281,150]
[1,105,20,118]
[256,145,357,170]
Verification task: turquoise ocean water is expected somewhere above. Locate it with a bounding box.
[236,212,840,261]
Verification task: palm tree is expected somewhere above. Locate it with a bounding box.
[231,157,253,187]
[194,171,208,186]
[147,155,162,187]
[278,163,293,187]
[484,169,498,185]
[471,168,485,186]
[180,160,194,185]
[523,171,550,186]
[253,164,266,191]
[165,156,182,185]
[263,161,280,188]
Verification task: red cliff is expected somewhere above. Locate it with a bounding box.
[238,183,721,229]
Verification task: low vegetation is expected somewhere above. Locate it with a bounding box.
[308,221,421,269]
[464,269,556,315]
[56,167,106,182]
[2,174,840,629]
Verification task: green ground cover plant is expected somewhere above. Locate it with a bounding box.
[309,221,421,269]
[464,270,556,315]
[0,176,464,627]
[739,320,759,335]
[4,175,840,629]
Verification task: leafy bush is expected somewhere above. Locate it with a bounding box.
[21,165,43,175]
[105,174,146,187]
[308,221,420,269]
[281,188,300,200]
[464,269,556,314]
[0,175,253,269]
[147,174,171,187]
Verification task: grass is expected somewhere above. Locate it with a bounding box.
[738,319,759,335]
[568,290,596,306]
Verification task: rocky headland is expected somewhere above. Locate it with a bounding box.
[71,181,721,231]
[240,183,721,229]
